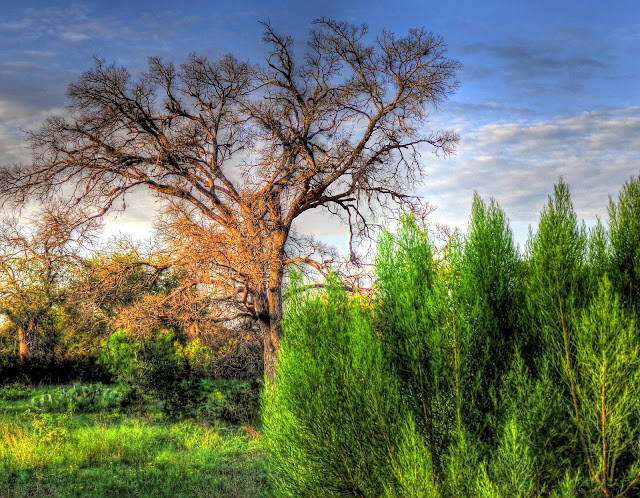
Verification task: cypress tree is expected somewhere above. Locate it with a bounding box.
[526,179,587,392]
[572,277,640,496]
[375,215,452,473]
[481,353,576,496]
[608,173,640,315]
[441,232,485,498]
[262,272,438,497]
[585,219,610,300]
[452,193,525,448]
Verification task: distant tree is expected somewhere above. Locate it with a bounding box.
[0,19,460,378]
[62,240,181,349]
[0,205,99,360]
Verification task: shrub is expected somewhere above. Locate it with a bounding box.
[200,379,261,424]
[263,267,439,497]
[452,194,528,450]
[99,329,185,414]
[264,205,632,497]
[30,383,124,413]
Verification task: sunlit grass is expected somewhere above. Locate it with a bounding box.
[0,384,270,497]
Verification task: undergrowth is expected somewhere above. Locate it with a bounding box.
[0,383,270,497]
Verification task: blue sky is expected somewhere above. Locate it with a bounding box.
[1,0,639,249]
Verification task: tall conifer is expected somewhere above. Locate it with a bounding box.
[526,179,586,384]
[573,277,640,496]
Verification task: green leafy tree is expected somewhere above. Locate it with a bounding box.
[526,179,587,427]
[525,179,591,491]
[585,219,610,300]
[479,353,576,496]
[375,215,452,474]
[264,274,392,496]
[262,271,440,497]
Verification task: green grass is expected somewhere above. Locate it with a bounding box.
[0,383,270,497]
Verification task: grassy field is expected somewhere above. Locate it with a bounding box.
[0,383,270,497]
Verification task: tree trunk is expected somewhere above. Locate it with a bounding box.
[261,231,286,381]
[18,319,37,361]
[262,319,281,382]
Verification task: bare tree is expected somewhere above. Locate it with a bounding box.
[0,19,460,378]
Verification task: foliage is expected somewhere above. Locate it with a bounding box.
[98,329,262,421]
[571,276,640,496]
[176,334,264,380]
[452,194,526,449]
[100,328,201,418]
[199,379,262,424]
[375,215,452,467]
[526,179,587,374]
[4,171,640,496]
[100,329,181,389]
[0,205,100,360]
[0,383,35,401]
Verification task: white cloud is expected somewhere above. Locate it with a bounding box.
[0,100,68,165]
[420,106,640,245]
[22,50,55,57]
[59,31,89,42]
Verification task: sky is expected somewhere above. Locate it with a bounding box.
[1,0,639,252]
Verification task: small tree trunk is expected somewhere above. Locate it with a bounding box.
[18,319,37,361]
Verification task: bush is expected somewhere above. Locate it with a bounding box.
[183,331,263,380]
[99,329,260,421]
[30,383,124,413]
[100,329,183,387]
[264,200,640,497]
[199,379,261,424]
[100,329,185,415]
